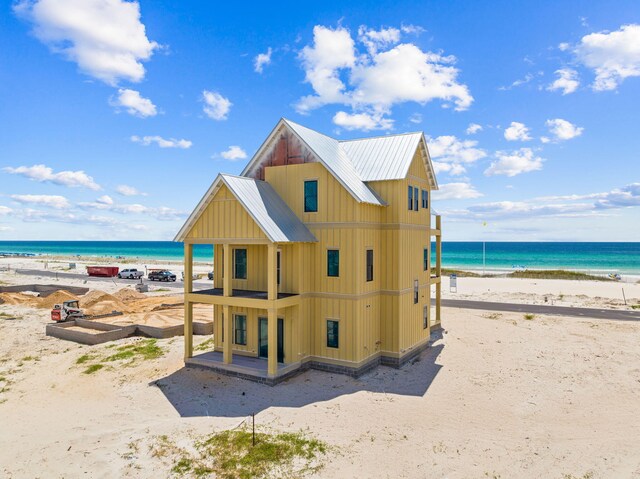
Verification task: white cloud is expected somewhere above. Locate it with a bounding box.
[432,182,483,200]
[219,146,248,161]
[574,24,640,91]
[484,148,544,177]
[409,113,422,124]
[10,194,70,209]
[96,195,113,205]
[0,206,13,215]
[466,123,482,135]
[545,118,584,141]
[427,135,487,176]
[131,135,192,149]
[110,88,157,117]
[14,0,158,85]
[400,24,425,35]
[3,164,100,190]
[357,26,401,55]
[296,25,472,126]
[547,68,580,95]
[202,90,232,120]
[0,226,13,232]
[448,183,640,222]
[504,121,532,141]
[254,47,272,73]
[558,42,571,51]
[333,111,393,131]
[116,184,146,196]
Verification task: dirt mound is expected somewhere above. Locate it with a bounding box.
[79,290,129,315]
[112,288,147,302]
[38,290,79,309]
[0,292,40,306]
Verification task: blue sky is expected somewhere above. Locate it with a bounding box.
[1,0,639,241]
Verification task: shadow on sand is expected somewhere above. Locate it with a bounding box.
[152,330,445,418]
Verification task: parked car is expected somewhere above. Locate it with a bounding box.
[148,270,177,282]
[208,271,214,280]
[117,268,144,279]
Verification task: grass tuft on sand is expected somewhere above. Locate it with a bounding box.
[150,429,327,479]
[507,270,611,281]
[75,339,165,374]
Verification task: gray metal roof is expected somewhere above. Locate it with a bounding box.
[174,174,317,243]
[283,119,385,205]
[340,133,423,181]
[221,174,317,243]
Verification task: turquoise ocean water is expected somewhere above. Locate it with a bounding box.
[0,241,639,274]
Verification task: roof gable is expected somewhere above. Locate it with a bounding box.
[174,174,317,243]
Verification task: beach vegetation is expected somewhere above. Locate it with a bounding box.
[524,314,535,320]
[83,364,104,374]
[194,337,215,352]
[0,312,20,320]
[76,354,96,364]
[508,270,611,281]
[150,428,327,478]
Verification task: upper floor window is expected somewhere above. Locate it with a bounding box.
[414,279,419,304]
[414,187,419,211]
[304,180,318,213]
[327,249,340,277]
[423,248,428,271]
[423,306,428,329]
[234,248,247,279]
[422,190,428,209]
[408,186,413,210]
[366,249,373,282]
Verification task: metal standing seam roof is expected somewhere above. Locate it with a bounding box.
[282,119,386,206]
[339,133,423,181]
[174,174,317,243]
[222,174,317,243]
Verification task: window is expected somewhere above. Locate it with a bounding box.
[414,279,419,304]
[304,180,318,213]
[408,185,413,210]
[234,248,247,279]
[423,306,428,329]
[366,249,374,282]
[414,187,419,211]
[327,249,339,277]
[327,320,339,348]
[234,314,247,345]
[423,248,428,271]
[422,189,428,209]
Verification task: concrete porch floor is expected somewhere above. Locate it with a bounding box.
[186,351,302,384]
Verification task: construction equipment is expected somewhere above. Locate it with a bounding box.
[51,300,84,322]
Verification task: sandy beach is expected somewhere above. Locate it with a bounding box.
[0,256,639,478]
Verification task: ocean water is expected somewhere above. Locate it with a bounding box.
[0,241,639,274]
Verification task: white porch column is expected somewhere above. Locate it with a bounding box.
[184,242,193,359]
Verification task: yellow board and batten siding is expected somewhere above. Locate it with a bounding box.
[181,124,439,373]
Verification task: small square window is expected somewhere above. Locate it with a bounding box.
[327,249,339,277]
[327,320,339,348]
[304,180,318,213]
[234,314,247,345]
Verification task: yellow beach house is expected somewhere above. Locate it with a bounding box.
[175,118,442,384]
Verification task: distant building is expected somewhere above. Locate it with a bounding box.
[175,118,442,384]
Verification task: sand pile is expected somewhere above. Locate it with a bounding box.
[0,292,40,306]
[38,291,79,309]
[112,288,147,303]
[79,290,130,315]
